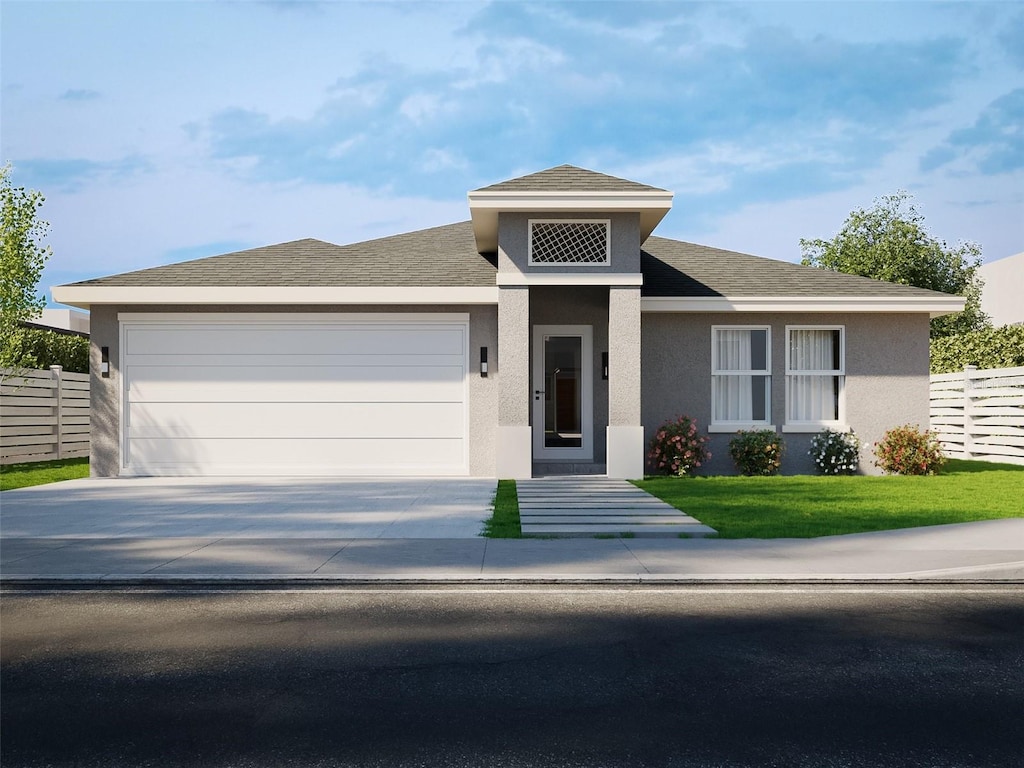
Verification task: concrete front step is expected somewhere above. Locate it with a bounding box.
[521,523,717,537]
[515,478,717,538]
[521,508,690,517]
[521,515,703,525]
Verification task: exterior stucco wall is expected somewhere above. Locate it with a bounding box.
[497,212,641,275]
[641,312,932,475]
[88,305,120,477]
[530,286,610,463]
[88,304,498,478]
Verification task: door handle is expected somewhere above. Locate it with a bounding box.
[534,389,544,400]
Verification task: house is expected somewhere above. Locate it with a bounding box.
[22,308,91,337]
[978,251,1023,327]
[51,165,964,479]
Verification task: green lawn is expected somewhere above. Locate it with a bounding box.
[0,457,90,492]
[482,479,522,538]
[635,459,1024,539]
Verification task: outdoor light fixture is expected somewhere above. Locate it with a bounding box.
[602,351,609,380]
[101,346,110,378]
[480,346,488,377]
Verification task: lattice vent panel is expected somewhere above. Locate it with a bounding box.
[530,221,609,264]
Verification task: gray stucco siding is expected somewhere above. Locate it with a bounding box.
[498,212,641,275]
[89,304,498,477]
[641,312,931,475]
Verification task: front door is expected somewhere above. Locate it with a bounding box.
[532,325,593,461]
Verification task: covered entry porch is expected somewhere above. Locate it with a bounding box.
[495,282,644,479]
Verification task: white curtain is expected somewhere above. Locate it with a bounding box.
[789,330,836,421]
[714,330,753,421]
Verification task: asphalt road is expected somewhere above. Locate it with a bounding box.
[1,586,1022,767]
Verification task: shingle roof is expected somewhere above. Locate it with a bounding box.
[641,237,952,298]
[65,221,954,301]
[68,223,496,288]
[474,164,667,193]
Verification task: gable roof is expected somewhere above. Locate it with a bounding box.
[68,223,496,288]
[474,164,667,193]
[55,220,960,315]
[641,237,953,299]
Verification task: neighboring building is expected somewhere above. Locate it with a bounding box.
[978,252,1024,327]
[52,165,963,479]
[23,308,91,336]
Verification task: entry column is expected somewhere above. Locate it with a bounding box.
[607,285,644,478]
[496,285,532,478]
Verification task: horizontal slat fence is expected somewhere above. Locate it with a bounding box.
[930,365,1024,466]
[1,366,90,465]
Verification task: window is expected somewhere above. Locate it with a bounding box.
[786,326,845,426]
[711,326,771,427]
[529,220,610,265]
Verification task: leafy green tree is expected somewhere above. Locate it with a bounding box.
[929,325,1024,374]
[800,191,988,338]
[1,164,52,371]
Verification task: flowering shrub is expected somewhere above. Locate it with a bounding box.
[873,425,946,475]
[647,415,711,477]
[808,429,861,475]
[728,430,785,476]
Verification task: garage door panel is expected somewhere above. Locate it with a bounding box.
[127,437,465,475]
[122,319,469,476]
[125,353,466,368]
[128,365,464,402]
[126,326,465,356]
[128,401,464,439]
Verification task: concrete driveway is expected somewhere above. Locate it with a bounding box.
[0,477,497,539]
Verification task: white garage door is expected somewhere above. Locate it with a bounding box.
[120,314,469,476]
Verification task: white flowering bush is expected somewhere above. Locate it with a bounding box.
[808,429,860,475]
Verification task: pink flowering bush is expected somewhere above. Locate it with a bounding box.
[647,415,711,477]
[873,425,946,475]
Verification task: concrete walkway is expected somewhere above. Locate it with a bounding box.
[517,477,715,537]
[2,519,1022,583]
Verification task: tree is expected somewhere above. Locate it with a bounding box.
[1,163,52,371]
[800,191,988,338]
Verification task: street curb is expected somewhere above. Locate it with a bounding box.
[3,574,1023,590]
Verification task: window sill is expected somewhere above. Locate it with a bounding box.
[708,424,777,434]
[782,423,851,434]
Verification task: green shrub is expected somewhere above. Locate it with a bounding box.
[0,327,89,373]
[647,415,711,477]
[930,325,1024,374]
[873,424,946,475]
[808,429,860,475]
[728,430,785,476]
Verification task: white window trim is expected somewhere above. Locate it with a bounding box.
[710,325,774,431]
[784,325,846,430]
[528,219,611,267]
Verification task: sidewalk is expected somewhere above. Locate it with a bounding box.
[2,518,1022,584]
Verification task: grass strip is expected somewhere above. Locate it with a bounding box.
[635,458,1024,539]
[482,479,522,538]
[0,457,91,492]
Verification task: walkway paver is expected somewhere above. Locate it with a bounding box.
[516,477,716,537]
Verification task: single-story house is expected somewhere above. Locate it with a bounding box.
[52,165,964,479]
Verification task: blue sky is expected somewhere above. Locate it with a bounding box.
[2,1,1022,306]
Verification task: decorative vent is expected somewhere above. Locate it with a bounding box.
[529,220,610,265]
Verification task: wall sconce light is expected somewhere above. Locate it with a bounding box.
[100,346,110,378]
[602,351,609,380]
[480,346,488,377]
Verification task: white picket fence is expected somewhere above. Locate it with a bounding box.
[0,366,90,465]
[930,365,1024,465]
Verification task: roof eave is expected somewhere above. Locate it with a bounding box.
[467,190,674,253]
[640,295,967,317]
[50,285,500,309]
